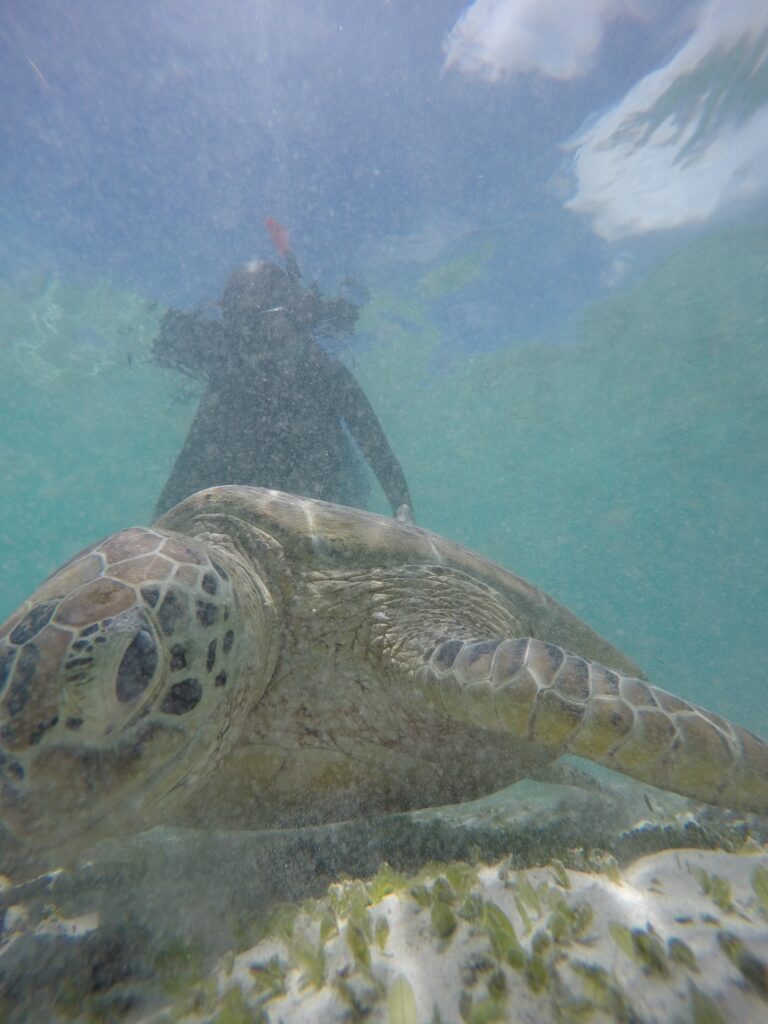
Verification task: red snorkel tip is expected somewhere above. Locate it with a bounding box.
[265,217,291,257]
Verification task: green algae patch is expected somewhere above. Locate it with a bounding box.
[547,898,594,944]
[247,956,288,1000]
[156,847,768,1024]
[548,859,571,890]
[689,980,727,1024]
[571,961,629,1017]
[374,915,390,952]
[346,918,373,969]
[328,878,373,921]
[368,862,409,902]
[515,870,543,916]
[430,899,458,940]
[289,934,326,990]
[409,883,431,909]
[212,986,258,1024]
[694,868,735,913]
[387,976,418,1024]
[458,989,508,1023]
[667,936,698,971]
[483,900,524,968]
[717,932,768,999]
[752,864,768,913]
[609,921,669,976]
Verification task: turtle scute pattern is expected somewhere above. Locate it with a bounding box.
[1,487,767,860]
[420,637,768,815]
[0,525,248,848]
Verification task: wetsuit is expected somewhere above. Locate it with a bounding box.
[154,326,411,519]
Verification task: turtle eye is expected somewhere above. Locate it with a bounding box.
[116,620,159,704]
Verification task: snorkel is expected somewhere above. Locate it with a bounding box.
[264,217,362,337]
[265,217,302,288]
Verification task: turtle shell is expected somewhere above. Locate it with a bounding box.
[156,485,643,678]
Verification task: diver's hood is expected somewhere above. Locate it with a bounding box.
[220,260,296,319]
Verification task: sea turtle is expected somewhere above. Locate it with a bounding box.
[1,486,767,862]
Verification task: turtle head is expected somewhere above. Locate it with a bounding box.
[0,525,267,862]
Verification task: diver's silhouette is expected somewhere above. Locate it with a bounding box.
[153,257,412,521]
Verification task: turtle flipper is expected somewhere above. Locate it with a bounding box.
[417,637,768,815]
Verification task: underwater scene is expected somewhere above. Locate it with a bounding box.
[1,2,768,1021]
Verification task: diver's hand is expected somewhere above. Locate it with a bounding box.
[395,504,414,526]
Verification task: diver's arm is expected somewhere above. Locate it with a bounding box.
[335,363,413,517]
[152,312,224,378]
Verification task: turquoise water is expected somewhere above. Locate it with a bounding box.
[3,4,768,1020]
[3,230,765,738]
[355,230,768,738]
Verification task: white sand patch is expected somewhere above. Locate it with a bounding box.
[215,846,768,1023]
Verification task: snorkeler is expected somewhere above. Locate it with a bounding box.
[152,224,412,521]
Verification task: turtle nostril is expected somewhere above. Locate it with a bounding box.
[116,625,159,703]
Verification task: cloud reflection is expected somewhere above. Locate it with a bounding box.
[567,0,768,238]
[443,0,642,81]
[445,0,768,239]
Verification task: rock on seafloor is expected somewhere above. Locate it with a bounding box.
[188,847,768,1024]
[1,780,767,1022]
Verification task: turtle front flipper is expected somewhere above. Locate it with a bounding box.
[416,637,768,815]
